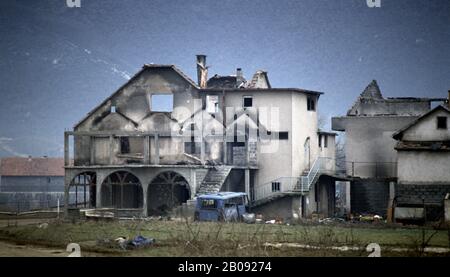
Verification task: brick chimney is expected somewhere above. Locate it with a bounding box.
[196,55,207,88]
[236,68,243,86]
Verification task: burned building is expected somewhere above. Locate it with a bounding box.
[392,104,450,220]
[64,55,339,219]
[332,80,447,217]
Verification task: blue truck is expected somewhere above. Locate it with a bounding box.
[194,192,249,222]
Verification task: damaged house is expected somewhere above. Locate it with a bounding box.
[392,104,450,220]
[64,55,340,219]
[332,80,448,219]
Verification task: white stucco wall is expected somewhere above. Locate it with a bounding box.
[397,151,450,184]
[401,109,450,141]
[224,91,293,186]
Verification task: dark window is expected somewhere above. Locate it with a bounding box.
[243,96,253,108]
[437,116,447,129]
[271,182,281,192]
[307,97,316,111]
[279,132,289,140]
[318,134,322,147]
[47,177,51,183]
[324,135,328,148]
[120,137,130,154]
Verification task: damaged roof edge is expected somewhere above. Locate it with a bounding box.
[199,87,324,96]
[73,64,201,129]
[392,105,450,140]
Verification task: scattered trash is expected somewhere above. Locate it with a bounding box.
[265,219,276,224]
[242,213,256,224]
[318,218,345,224]
[255,218,263,224]
[128,235,155,249]
[115,236,128,250]
[38,223,48,229]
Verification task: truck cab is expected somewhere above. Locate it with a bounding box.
[194,192,248,222]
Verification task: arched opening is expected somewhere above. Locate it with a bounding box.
[69,172,96,208]
[101,171,143,209]
[147,171,190,215]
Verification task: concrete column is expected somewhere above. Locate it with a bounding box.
[63,172,71,218]
[96,171,105,208]
[142,183,148,217]
[345,181,351,216]
[144,136,150,164]
[90,137,95,165]
[245,169,250,198]
[200,141,205,164]
[154,134,160,165]
[223,138,228,165]
[109,135,114,164]
[190,168,196,199]
[64,132,69,166]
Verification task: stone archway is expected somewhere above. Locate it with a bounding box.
[69,172,96,208]
[147,171,190,215]
[100,171,143,209]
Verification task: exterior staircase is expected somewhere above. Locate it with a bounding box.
[196,165,233,195]
[251,157,330,207]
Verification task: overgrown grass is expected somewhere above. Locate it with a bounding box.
[0,219,449,256]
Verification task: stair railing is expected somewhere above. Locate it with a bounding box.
[253,177,301,201]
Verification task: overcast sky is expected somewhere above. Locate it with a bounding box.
[0,0,449,157]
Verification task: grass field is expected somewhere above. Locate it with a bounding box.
[0,218,449,257]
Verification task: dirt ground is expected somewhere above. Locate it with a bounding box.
[0,217,449,257]
[0,240,69,257]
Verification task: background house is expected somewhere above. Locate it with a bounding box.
[393,104,450,220]
[332,80,446,216]
[0,157,65,212]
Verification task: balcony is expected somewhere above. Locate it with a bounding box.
[64,131,257,168]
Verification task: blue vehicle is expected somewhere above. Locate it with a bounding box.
[194,192,249,222]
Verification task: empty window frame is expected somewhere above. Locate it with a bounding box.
[120,137,130,154]
[151,94,173,112]
[272,182,281,192]
[278,132,289,140]
[206,95,219,113]
[111,105,117,113]
[243,96,253,108]
[307,96,316,111]
[318,134,322,147]
[437,116,447,129]
[324,135,328,148]
[184,124,201,155]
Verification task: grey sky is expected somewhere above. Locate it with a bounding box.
[0,0,449,157]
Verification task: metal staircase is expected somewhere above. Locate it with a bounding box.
[252,157,331,207]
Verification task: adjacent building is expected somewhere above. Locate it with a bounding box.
[392,104,450,220]
[0,157,65,212]
[332,80,447,217]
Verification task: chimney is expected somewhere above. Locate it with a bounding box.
[236,68,243,86]
[196,55,207,88]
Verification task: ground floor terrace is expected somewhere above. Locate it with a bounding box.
[64,165,257,218]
